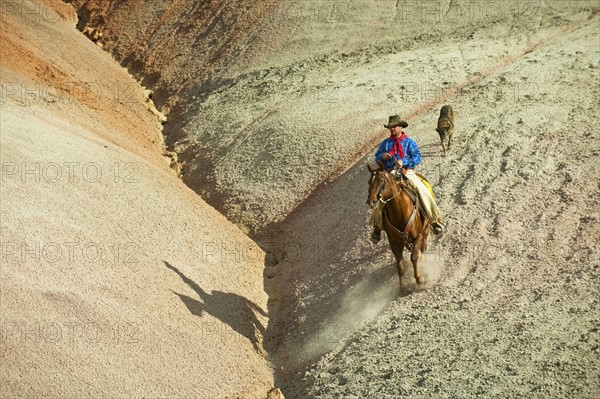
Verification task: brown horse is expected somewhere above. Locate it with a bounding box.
[367,163,430,288]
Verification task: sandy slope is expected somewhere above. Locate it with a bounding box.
[0,2,273,397]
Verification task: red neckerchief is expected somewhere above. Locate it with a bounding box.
[389,132,407,159]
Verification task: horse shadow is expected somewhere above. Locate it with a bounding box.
[163,261,267,354]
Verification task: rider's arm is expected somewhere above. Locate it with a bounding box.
[402,139,422,169]
[374,140,391,163]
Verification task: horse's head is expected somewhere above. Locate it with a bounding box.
[367,162,393,209]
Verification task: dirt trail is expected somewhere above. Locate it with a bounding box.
[250,8,600,395]
[291,16,600,399]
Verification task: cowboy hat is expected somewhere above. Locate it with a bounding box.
[384,115,408,129]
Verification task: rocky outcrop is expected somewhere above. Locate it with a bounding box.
[69,0,281,111]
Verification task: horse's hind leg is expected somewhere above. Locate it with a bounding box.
[411,235,424,284]
[390,241,405,288]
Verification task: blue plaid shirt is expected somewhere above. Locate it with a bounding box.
[375,137,422,170]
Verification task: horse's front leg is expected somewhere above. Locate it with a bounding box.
[411,235,424,285]
[390,239,405,288]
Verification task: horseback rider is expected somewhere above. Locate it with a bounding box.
[370,115,445,243]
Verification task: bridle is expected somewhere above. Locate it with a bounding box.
[370,170,402,208]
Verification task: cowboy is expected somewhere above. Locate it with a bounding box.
[370,115,445,243]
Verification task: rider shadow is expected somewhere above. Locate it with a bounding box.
[163,261,267,354]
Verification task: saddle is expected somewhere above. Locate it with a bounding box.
[393,170,434,197]
[383,171,432,240]
[396,175,427,223]
[389,171,428,219]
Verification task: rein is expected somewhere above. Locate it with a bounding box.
[378,178,403,205]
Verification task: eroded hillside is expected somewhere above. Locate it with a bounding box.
[72,0,599,236]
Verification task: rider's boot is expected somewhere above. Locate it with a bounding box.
[432,221,445,235]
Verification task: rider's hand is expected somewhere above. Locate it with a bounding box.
[395,160,403,168]
[382,153,392,160]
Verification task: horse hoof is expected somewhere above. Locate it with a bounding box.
[416,276,424,285]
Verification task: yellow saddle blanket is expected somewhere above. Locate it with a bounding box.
[415,173,435,199]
